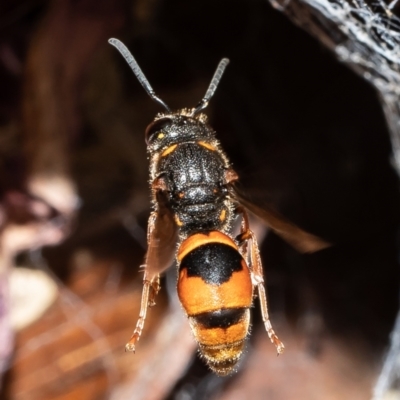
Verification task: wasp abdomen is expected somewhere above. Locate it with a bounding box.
[177,232,253,375]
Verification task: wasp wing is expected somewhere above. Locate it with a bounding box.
[144,191,178,278]
[229,184,331,254]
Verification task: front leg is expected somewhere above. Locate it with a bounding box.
[126,178,178,352]
[125,212,162,352]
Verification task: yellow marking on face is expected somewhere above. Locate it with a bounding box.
[219,209,226,222]
[161,144,178,157]
[178,192,184,198]
[157,132,165,139]
[198,141,216,151]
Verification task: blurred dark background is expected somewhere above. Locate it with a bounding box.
[0,0,399,399]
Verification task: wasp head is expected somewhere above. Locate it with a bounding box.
[145,109,214,153]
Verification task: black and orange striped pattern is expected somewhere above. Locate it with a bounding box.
[177,231,253,375]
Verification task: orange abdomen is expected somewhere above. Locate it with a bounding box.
[177,231,253,375]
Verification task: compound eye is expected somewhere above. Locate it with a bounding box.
[145,118,172,144]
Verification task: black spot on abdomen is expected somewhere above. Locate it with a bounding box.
[179,242,244,285]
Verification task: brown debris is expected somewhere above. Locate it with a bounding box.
[8,253,195,400]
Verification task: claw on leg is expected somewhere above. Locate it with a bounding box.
[125,334,139,352]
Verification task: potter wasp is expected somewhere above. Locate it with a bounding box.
[109,38,330,376]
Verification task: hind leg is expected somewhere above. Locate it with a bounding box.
[236,208,284,354]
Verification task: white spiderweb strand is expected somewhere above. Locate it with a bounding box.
[266,0,400,398]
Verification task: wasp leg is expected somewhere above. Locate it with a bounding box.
[125,211,164,352]
[224,168,239,185]
[126,177,177,353]
[235,205,250,255]
[237,208,285,355]
[148,274,160,307]
[125,272,155,352]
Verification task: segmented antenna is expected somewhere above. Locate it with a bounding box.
[108,38,171,112]
[192,58,230,116]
